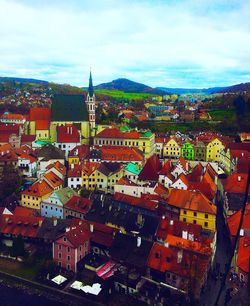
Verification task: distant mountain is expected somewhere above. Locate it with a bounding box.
[217,82,250,93]
[95,78,165,95]
[0,77,48,85]
[157,86,225,95]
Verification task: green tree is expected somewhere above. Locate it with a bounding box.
[1,165,22,199]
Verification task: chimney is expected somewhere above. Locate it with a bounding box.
[71,163,74,169]
[67,126,69,134]
[90,223,94,233]
[177,250,183,263]
[137,236,141,247]
[164,242,169,248]
[38,219,43,227]
[5,217,9,223]
[238,176,241,182]
[170,220,174,225]
[53,218,57,227]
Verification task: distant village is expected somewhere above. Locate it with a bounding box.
[0,74,249,306]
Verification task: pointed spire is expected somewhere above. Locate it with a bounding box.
[88,69,94,98]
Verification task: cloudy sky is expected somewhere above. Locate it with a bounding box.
[1,0,250,88]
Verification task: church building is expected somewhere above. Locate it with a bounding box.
[28,71,96,145]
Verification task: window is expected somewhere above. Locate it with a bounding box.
[67,255,70,261]
[204,222,208,227]
[67,247,70,253]
[58,245,62,250]
[183,218,186,222]
[193,220,196,224]
[63,237,67,242]
[205,214,208,219]
[67,264,70,270]
[193,212,197,217]
[58,252,62,259]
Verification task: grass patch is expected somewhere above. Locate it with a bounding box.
[0,257,40,280]
[208,109,236,121]
[95,89,155,100]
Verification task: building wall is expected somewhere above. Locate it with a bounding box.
[41,202,64,219]
[179,209,216,231]
[21,191,53,210]
[36,129,50,141]
[163,139,181,159]
[206,138,224,162]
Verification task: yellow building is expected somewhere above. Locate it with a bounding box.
[163,137,181,159]
[206,138,225,162]
[21,180,54,210]
[94,127,155,159]
[81,161,124,194]
[167,189,217,231]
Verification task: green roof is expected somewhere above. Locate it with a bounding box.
[125,162,142,175]
[35,140,51,145]
[120,125,131,132]
[51,94,88,122]
[142,131,153,138]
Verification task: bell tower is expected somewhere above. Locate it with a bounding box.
[85,70,96,134]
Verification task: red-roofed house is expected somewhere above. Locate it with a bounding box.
[29,107,51,141]
[166,189,216,231]
[17,153,37,177]
[64,196,92,220]
[227,204,250,285]
[53,219,90,272]
[67,164,83,189]
[55,125,81,157]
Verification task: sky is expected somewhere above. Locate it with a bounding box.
[0,0,250,88]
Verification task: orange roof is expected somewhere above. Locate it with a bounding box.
[18,153,37,163]
[82,161,100,176]
[116,177,137,186]
[22,180,53,197]
[46,161,66,175]
[167,189,216,215]
[44,172,63,188]
[165,234,211,256]
[1,113,25,120]
[114,192,158,211]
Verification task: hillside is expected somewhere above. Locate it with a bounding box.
[157,86,225,95]
[217,82,250,93]
[0,77,48,85]
[95,78,164,95]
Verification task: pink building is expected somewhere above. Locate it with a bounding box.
[53,219,90,272]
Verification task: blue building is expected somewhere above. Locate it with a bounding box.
[41,187,77,219]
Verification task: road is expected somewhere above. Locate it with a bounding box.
[200,195,233,306]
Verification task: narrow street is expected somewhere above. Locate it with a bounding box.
[200,193,232,306]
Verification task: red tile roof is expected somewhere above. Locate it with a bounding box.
[167,189,216,215]
[99,146,144,162]
[82,161,100,176]
[68,144,90,160]
[0,213,44,238]
[159,160,172,176]
[29,108,51,121]
[64,196,92,214]
[237,236,250,273]
[114,192,158,211]
[96,127,145,139]
[64,219,90,248]
[138,155,162,181]
[156,217,202,241]
[21,134,36,143]
[223,173,250,194]
[57,125,80,143]
[36,120,50,130]
[227,203,250,237]
[68,164,82,178]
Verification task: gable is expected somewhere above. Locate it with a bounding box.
[51,94,88,122]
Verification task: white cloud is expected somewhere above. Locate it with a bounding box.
[0,0,250,87]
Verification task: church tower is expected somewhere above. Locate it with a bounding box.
[85,70,96,135]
